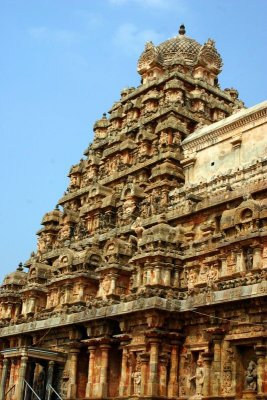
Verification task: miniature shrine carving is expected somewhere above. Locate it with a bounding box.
[0,24,266,400]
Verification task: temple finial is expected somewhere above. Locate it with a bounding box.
[179,24,186,35]
[17,262,23,271]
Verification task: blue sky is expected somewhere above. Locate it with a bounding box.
[0,0,267,282]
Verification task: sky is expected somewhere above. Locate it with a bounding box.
[0,0,267,282]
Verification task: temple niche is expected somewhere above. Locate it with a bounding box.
[0,25,267,400]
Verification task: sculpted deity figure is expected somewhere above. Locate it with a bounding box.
[132,217,145,240]
[145,100,157,113]
[165,89,184,104]
[140,200,150,218]
[159,131,169,147]
[132,357,141,395]
[245,360,257,391]
[245,248,253,270]
[58,223,71,241]
[207,265,219,287]
[37,235,46,256]
[70,174,80,189]
[139,141,149,158]
[190,358,204,397]
[172,132,181,145]
[101,275,111,298]
[150,189,160,215]
[187,269,197,293]
[122,196,136,217]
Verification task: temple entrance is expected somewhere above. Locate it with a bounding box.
[0,347,66,400]
[24,359,60,400]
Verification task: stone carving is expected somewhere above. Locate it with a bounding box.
[245,247,253,270]
[245,360,257,391]
[0,24,266,400]
[122,196,137,218]
[222,349,234,395]
[189,357,204,398]
[132,357,142,396]
[187,269,197,293]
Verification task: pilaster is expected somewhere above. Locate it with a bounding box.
[99,341,111,398]
[147,335,160,397]
[14,355,28,400]
[0,358,10,400]
[255,345,267,397]
[85,341,97,398]
[168,340,181,398]
[66,344,80,399]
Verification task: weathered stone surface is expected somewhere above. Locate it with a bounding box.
[0,25,266,400]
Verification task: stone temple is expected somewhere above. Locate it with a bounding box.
[0,25,266,400]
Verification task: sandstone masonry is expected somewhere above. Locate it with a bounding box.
[0,25,266,400]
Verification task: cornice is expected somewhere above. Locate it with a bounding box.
[182,101,267,153]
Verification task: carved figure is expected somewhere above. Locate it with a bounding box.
[207,265,219,287]
[37,235,46,256]
[159,131,169,147]
[132,217,145,239]
[101,276,111,297]
[70,174,80,189]
[190,358,204,397]
[245,248,253,270]
[187,269,197,293]
[58,223,71,241]
[132,358,141,395]
[122,197,136,216]
[245,360,257,391]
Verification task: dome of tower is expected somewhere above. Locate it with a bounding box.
[158,25,201,66]
[137,25,223,81]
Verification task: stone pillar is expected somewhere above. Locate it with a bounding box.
[45,361,55,400]
[159,354,168,396]
[14,303,21,319]
[110,273,117,294]
[252,246,262,270]
[255,345,267,395]
[154,267,161,285]
[202,352,213,396]
[28,296,36,314]
[78,284,84,301]
[6,303,13,319]
[147,338,160,396]
[168,342,180,398]
[14,355,28,400]
[136,268,142,287]
[86,345,96,398]
[67,348,80,398]
[220,255,228,276]
[164,267,171,286]
[99,343,111,398]
[205,328,224,397]
[21,298,28,316]
[7,359,16,399]
[213,338,222,395]
[140,353,149,396]
[119,345,128,397]
[173,270,179,287]
[146,267,152,284]
[0,358,10,400]
[236,249,246,273]
[64,284,72,304]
